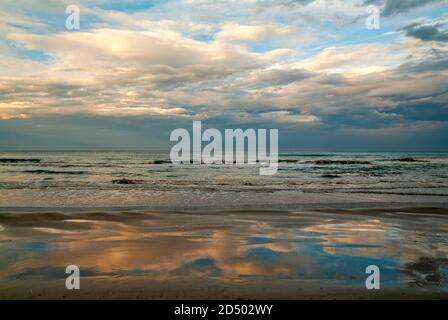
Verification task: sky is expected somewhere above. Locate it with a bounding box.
[0,0,447,151]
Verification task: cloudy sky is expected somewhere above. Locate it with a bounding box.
[0,0,447,151]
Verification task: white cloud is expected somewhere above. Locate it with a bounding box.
[216,22,293,42]
[260,111,320,123]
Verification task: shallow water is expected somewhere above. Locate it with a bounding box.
[0,208,447,298]
[0,151,448,207]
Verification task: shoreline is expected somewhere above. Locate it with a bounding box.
[1,203,448,214]
[0,188,447,211]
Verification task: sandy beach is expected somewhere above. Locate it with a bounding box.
[1,206,447,299]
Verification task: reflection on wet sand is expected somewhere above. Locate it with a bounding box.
[0,208,447,299]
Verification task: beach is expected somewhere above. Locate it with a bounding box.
[0,151,447,299]
[0,207,447,299]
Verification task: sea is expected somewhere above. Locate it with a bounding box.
[0,151,447,208]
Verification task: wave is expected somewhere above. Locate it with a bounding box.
[279,153,333,157]
[311,160,372,165]
[279,159,301,163]
[112,179,143,184]
[321,174,341,178]
[392,158,429,163]
[0,158,41,163]
[347,191,448,196]
[23,170,85,175]
[148,160,172,164]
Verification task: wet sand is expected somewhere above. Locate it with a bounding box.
[0,207,448,299]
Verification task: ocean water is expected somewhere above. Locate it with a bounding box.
[0,151,447,207]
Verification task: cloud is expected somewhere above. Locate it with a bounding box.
[293,45,405,74]
[1,24,293,120]
[260,111,320,123]
[262,0,316,6]
[364,0,445,16]
[401,21,448,42]
[0,102,31,120]
[0,0,447,151]
[216,22,293,42]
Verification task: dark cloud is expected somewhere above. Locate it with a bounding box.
[399,57,448,73]
[390,102,448,121]
[244,69,314,89]
[320,111,401,129]
[365,0,444,16]
[401,22,448,42]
